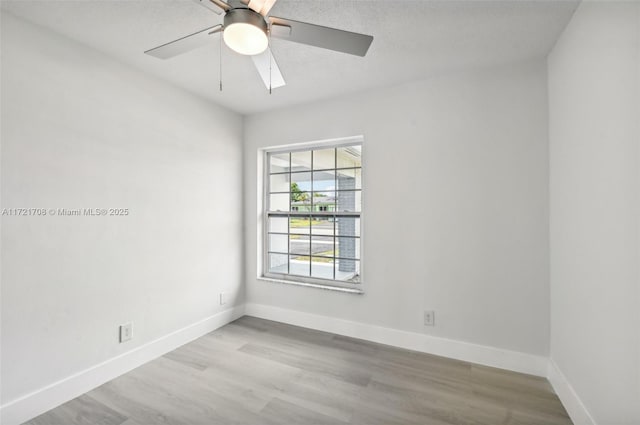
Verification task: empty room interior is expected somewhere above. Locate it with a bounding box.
[1,0,638,424]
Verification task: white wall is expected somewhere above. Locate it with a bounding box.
[548,2,640,424]
[0,12,244,407]
[244,60,550,357]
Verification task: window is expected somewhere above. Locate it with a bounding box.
[264,142,362,289]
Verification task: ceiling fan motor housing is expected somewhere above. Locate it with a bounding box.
[224,8,268,34]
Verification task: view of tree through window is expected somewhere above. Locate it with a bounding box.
[265,144,362,284]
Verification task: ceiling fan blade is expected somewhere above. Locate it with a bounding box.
[190,0,228,14]
[269,17,373,57]
[144,25,222,59]
[251,47,286,89]
[258,0,278,15]
[240,0,278,15]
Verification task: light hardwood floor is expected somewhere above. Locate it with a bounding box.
[26,316,572,425]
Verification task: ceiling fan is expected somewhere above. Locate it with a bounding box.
[144,0,374,90]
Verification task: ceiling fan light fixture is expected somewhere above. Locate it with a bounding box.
[223,8,268,56]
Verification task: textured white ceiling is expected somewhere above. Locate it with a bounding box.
[1,0,578,114]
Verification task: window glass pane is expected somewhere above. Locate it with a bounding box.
[311,191,335,212]
[269,234,288,253]
[290,171,312,188]
[335,217,360,237]
[270,173,290,193]
[270,152,290,173]
[336,168,361,190]
[269,216,288,233]
[311,236,334,257]
[289,217,311,234]
[311,216,334,236]
[336,237,359,260]
[313,148,335,170]
[291,193,311,212]
[336,190,361,212]
[268,253,288,274]
[269,193,289,211]
[312,257,334,279]
[337,146,361,169]
[291,173,311,204]
[312,170,335,192]
[290,234,310,256]
[291,151,312,172]
[335,259,360,282]
[289,255,310,277]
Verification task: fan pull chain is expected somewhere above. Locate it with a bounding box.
[268,27,272,95]
[219,33,223,92]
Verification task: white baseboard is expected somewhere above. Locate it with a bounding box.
[0,305,245,425]
[244,303,549,377]
[547,359,597,425]
[4,303,592,425]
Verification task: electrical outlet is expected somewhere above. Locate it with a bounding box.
[219,292,227,305]
[119,323,132,343]
[424,310,435,326]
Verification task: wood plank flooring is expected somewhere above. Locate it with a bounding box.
[26,316,572,425]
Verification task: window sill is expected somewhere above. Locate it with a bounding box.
[258,277,364,294]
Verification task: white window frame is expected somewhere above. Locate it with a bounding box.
[261,137,363,292]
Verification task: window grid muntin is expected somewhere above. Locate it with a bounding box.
[266,215,361,280]
[266,144,361,285]
[269,190,362,212]
[269,168,361,186]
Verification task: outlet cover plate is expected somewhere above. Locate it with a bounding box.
[424,311,435,326]
[119,323,132,343]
